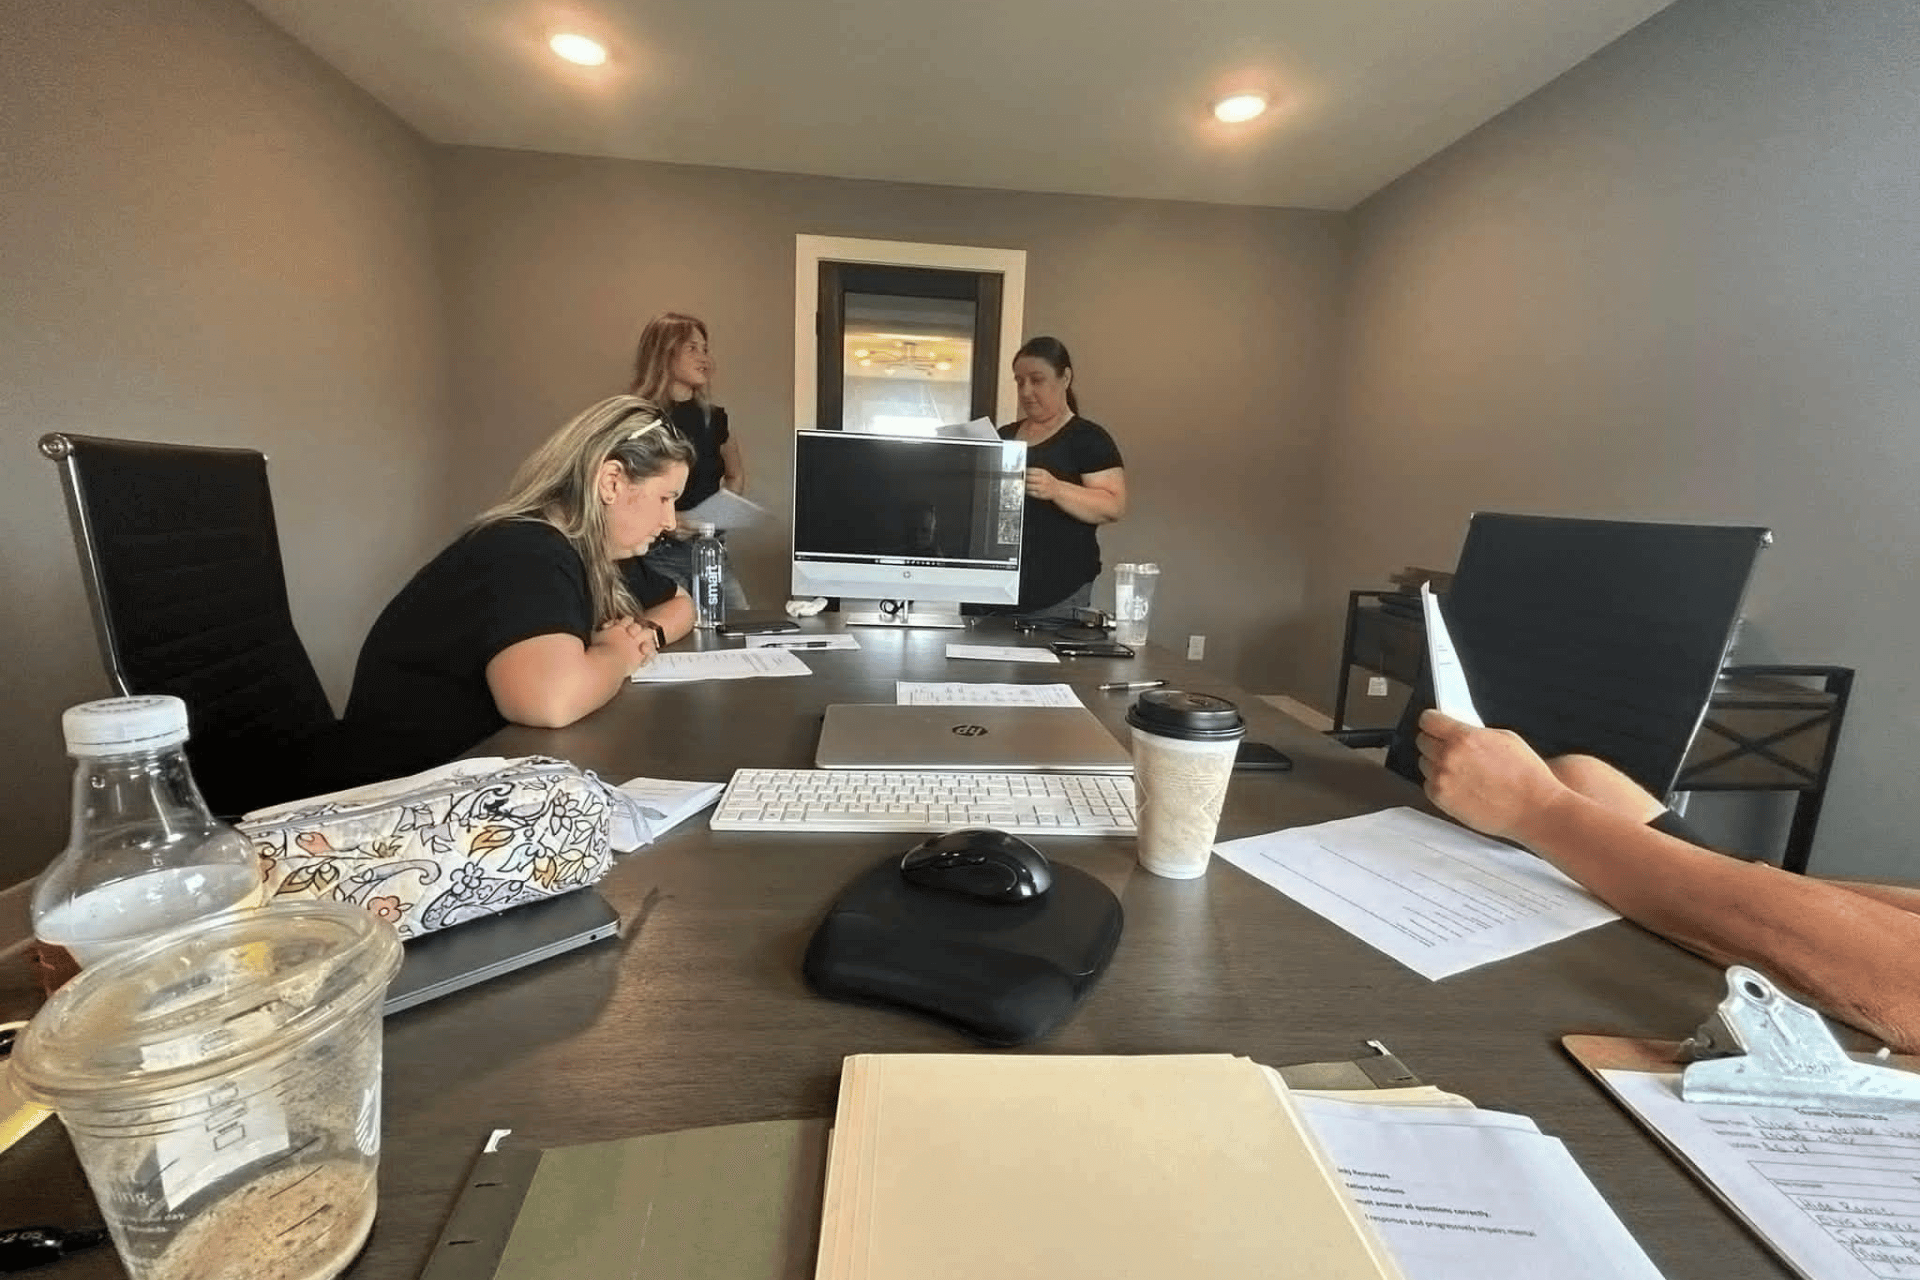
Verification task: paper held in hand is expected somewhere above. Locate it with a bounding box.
[1419,581,1483,727]
[681,487,768,530]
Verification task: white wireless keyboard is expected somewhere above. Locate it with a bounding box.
[710,768,1138,836]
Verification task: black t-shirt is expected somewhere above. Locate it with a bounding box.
[998,416,1124,611]
[669,398,732,511]
[341,520,677,784]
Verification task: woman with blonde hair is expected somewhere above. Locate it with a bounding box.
[630,312,749,603]
[341,395,695,782]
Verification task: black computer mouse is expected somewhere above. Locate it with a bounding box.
[899,828,1054,904]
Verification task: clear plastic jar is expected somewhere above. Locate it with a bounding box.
[13,902,403,1280]
[31,696,265,967]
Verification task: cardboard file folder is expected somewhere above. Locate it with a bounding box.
[815,1054,1403,1280]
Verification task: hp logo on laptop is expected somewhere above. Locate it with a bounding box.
[950,723,988,737]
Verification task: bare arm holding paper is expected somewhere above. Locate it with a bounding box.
[1415,709,1920,1052]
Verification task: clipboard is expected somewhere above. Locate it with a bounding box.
[1565,968,1920,1280]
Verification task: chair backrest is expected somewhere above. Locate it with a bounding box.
[1384,513,1771,799]
[40,432,337,814]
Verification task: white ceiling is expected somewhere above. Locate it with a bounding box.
[246,0,1673,211]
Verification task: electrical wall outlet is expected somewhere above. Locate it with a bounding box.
[1186,635,1206,661]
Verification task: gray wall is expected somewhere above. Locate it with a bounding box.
[1318,0,1920,876]
[435,148,1349,695]
[0,0,452,886]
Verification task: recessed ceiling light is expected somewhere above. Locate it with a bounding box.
[1213,93,1267,124]
[549,33,607,66]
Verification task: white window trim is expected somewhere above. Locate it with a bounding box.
[794,235,1027,430]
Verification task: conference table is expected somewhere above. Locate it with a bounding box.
[1,620,1802,1278]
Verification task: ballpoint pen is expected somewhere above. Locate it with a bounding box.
[1098,680,1166,692]
[0,1227,110,1274]
[762,639,835,649]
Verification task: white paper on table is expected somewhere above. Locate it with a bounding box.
[1212,807,1618,980]
[1292,1094,1665,1280]
[936,416,1001,441]
[1420,581,1484,727]
[1599,1069,1920,1280]
[606,777,725,851]
[746,632,861,651]
[944,643,1061,664]
[628,648,811,682]
[681,487,769,530]
[896,681,1083,708]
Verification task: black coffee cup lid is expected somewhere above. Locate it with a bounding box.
[1125,690,1245,741]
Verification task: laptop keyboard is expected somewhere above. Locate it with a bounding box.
[710,769,1138,836]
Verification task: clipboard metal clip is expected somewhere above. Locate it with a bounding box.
[1677,965,1920,1110]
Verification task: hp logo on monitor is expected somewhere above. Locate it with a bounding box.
[950,724,988,737]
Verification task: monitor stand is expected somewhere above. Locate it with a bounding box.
[842,598,967,629]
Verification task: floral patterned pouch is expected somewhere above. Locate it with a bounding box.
[238,756,615,939]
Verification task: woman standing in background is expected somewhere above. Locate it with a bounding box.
[630,312,749,605]
[998,336,1127,620]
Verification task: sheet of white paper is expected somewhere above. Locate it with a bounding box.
[606,777,724,851]
[1213,807,1618,980]
[1420,581,1484,727]
[1294,1095,1665,1280]
[745,632,861,650]
[628,648,811,682]
[944,643,1061,664]
[681,487,769,530]
[895,681,1083,708]
[1601,1069,1920,1280]
[936,416,1001,441]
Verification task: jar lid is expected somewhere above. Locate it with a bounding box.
[13,902,402,1106]
[1125,689,1245,741]
[62,695,190,757]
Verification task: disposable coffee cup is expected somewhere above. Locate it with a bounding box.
[1126,690,1246,879]
[1112,563,1160,647]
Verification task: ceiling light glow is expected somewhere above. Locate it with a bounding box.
[1213,93,1267,124]
[550,33,607,66]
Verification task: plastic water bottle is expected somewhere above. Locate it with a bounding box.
[692,523,727,630]
[31,695,265,969]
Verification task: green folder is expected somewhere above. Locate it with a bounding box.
[418,1119,830,1280]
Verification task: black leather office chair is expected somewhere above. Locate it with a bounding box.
[1352,513,1772,803]
[40,432,342,816]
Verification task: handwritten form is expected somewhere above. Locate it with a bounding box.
[945,643,1061,664]
[1212,807,1618,980]
[1602,1069,1920,1279]
[896,682,1084,708]
[628,648,811,683]
[1292,1094,1664,1280]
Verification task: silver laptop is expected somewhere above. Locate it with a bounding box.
[815,704,1134,773]
[384,889,621,1015]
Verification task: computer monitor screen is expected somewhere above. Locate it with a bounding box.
[791,431,1027,606]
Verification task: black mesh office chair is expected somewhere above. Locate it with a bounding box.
[1358,513,1772,803]
[40,432,342,816]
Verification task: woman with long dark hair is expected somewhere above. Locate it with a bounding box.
[998,336,1127,619]
[341,396,695,781]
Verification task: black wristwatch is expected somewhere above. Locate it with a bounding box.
[641,619,667,649]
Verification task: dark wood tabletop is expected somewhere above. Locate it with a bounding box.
[1,620,1792,1278]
